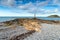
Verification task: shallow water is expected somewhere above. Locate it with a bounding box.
[0,17,16,22]
[0,17,60,22]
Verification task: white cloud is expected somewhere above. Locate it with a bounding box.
[18,2,35,9]
[49,0,60,6]
[17,1,49,14]
[0,0,60,17]
[37,0,50,7]
[0,0,15,7]
[18,2,37,14]
[53,0,60,5]
[44,8,60,15]
[0,9,34,17]
[8,0,60,14]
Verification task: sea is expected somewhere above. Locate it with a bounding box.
[0,17,60,22]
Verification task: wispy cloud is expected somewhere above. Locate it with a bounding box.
[17,0,49,14]
[0,0,60,17]
[0,8,34,17]
[0,0,15,7]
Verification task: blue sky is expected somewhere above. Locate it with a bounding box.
[0,0,60,17]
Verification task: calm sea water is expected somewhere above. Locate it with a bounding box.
[0,17,60,22]
[0,17,16,22]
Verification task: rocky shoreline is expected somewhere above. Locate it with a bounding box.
[0,18,60,40]
[0,18,60,26]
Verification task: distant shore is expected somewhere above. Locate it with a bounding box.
[0,18,60,26]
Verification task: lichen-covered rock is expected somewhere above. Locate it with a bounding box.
[23,20,41,32]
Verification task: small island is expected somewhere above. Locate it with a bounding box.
[48,15,60,18]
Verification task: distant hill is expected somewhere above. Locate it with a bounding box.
[48,15,60,18]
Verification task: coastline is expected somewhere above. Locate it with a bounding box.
[0,18,60,40]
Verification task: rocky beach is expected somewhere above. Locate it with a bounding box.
[0,18,60,40]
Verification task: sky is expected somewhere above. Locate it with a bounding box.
[0,0,60,17]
